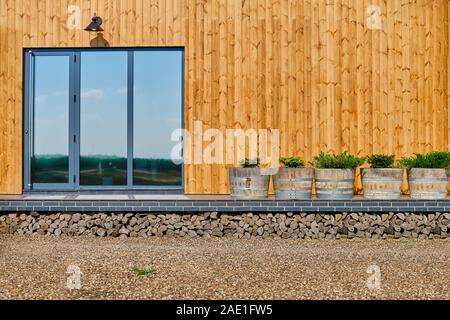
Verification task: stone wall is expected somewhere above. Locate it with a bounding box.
[0,212,449,239]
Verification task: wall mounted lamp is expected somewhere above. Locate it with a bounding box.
[84,14,104,32]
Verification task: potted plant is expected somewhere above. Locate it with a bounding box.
[228,158,270,199]
[312,152,365,200]
[361,154,403,200]
[272,157,314,200]
[399,152,450,199]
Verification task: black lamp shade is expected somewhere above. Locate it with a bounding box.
[85,16,103,32]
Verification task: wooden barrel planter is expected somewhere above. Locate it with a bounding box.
[228,168,270,199]
[408,168,448,200]
[314,168,355,200]
[273,168,314,200]
[361,168,403,200]
[447,168,450,194]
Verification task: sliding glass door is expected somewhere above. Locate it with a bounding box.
[79,52,128,186]
[24,48,183,191]
[133,50,183,186]
[24,52,76,189]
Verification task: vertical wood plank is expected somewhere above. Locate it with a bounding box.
[0,0,448,194]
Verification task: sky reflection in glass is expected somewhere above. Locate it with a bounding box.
[80,51,128,185]
[32,56,70,183]
[133,50,183,186]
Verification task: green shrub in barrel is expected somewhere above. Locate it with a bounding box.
[399,152,450,200]
[272,156,314,200]
[312,152,365,200]
[361,154,403,200]
[228,158,270,199]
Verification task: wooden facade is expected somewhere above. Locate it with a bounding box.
[0,0,448,194]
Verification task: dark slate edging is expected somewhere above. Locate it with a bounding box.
[0,199,450,213]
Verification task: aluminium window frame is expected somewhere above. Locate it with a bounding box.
[23,47,185,192]
[23,50,77,191]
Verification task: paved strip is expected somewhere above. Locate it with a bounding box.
[0,199,450,212]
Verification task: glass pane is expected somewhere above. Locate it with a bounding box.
[31,56,70,183]
[133,50,183,186]
[80,52,128,185]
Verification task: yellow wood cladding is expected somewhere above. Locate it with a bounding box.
[0,0,448,194]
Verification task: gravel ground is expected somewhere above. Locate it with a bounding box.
[0,235,448,300]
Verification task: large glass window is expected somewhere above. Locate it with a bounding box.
[133,50,183,186]
[24,49,183,190]
[80,52,128,186]
[31,55,71,184]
